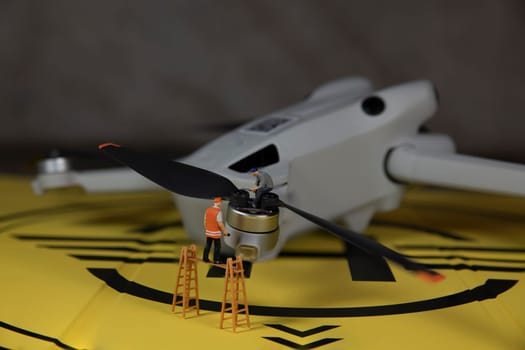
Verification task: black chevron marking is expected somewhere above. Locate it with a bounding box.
[263,337,342,349]
[265,324,339,337]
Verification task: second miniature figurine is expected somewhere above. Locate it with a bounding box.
[250,168,274,208]
[203,197,228,263]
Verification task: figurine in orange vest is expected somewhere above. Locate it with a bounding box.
[203,197,228,263]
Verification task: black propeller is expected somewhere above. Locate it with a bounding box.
[279,201,444,282]
[99,143,444,282]
[98,143,238,199]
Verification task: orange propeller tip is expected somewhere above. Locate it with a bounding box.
[98,142,121,150]
[416,271,446,283]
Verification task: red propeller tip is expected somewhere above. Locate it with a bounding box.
[98,143,121,150]
[416,271,446,283]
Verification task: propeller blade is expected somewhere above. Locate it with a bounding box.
[98,143,239,199]
[279,200,444,282]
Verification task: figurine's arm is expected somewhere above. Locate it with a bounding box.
[218,221,228,236]
[386,145,525,196]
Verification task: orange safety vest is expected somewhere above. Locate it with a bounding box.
[204,206,222,239]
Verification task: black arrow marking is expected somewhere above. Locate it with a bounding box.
[265,324,339,337]
[0,200,173,233]
[422,263,525,273]
[40,245,174,253]
[402,202,525,224]
[404,254,525,264]
[130,220,182,233]
[279,251,344,258]
[345,242,395,282]
[262,337,342,349]
[372,220,470,241]
[397,245,525,253]
[14,235,177,245]
[0,204,91,223]
[88,268,518,317]
[71,255,178,264]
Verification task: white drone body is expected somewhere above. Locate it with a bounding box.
[33,77,525,262]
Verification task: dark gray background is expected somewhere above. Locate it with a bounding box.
[1,1,524,171]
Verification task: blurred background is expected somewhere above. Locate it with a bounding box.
[1,0,524,173]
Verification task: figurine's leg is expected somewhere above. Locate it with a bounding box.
[203,237,212,262]
[213,238,221,264]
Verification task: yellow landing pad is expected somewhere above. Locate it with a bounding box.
[1,175,524,350]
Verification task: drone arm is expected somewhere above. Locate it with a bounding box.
[32,168,162,194]
[386,146,525,196]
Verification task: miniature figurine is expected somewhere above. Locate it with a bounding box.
[203,197,228,264]
[250,168,274,208]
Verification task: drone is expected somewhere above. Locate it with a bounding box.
[33,77,525,282]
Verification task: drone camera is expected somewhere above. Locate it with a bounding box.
[361,95,386,116]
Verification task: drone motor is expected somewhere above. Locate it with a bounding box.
[224,191,280,261]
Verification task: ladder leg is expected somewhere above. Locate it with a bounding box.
[220,258,232,329]
[172,246,200,318]
[172,247,187,313]
[220,256,250,331]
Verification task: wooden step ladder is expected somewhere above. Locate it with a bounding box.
[172,245,200,317]
[220,256,251,331]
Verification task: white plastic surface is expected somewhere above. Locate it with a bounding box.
[30,77,525,263]
[32,168,160,194]
[387,146,525,196]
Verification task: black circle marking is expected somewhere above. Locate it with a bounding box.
[88,268,517,318]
